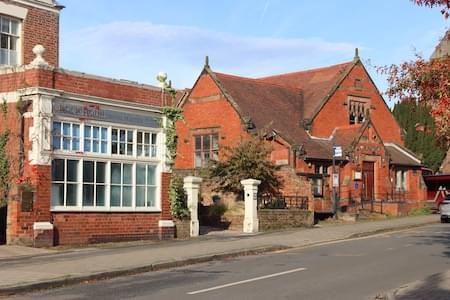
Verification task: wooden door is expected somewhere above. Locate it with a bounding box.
[362,162,375,201]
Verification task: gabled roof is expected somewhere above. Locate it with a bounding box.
[257,61,354,120]
[211,69,340,160]
[213,72,305,141]
[183,56,370,161]
[385,143,422,167]
[333,124,363,148]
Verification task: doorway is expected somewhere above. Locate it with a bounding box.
[362,161,375,201]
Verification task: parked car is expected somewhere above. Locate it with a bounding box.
[440,194,450,223]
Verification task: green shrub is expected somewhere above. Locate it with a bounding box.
[208,203,227,217]
[169,175,189,220]
[408,207,432,216]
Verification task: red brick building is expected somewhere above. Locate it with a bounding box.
[0,0,175,246]
[175,53,427,215]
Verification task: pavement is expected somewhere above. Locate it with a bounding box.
[0,214,440,296]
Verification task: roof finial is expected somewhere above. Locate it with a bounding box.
[205,55,209,68]
[354,48,360,61]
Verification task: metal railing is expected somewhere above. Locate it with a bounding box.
[258,194,308,210]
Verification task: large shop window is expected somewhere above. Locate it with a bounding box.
[0,16,19,66]
[194,134,219,168]
[52,159,159,210]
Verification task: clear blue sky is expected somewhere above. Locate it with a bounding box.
[59,0,448,105]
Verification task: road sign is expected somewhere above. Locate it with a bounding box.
[332,174,339,187]
[333,146,342,158]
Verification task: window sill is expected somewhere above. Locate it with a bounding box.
[50,207,162,213]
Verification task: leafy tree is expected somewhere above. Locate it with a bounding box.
[393,102,446,171]
[379,2,450,145]
[207,137,281,197]
[380,54,450,145]
[412,0,450,18]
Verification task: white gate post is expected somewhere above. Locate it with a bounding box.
[241,179,261,233]
[184,176,202,237]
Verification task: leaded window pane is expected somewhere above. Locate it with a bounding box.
[96,186,105,206]
[136,164,146,185]
[52,159,64,181]
[136,186,145,207]
[67,160,78,182]
[83,161,94,183]
[147,187,156,207]
[66,184,78,206]
[123,164,132,184]
[96,162,106,183]
[51,183,64,206]
[147,166,155,185]
[122,186,132,206]
[111,163,121,184]
[83,184,94,206]
[110,186,121,207]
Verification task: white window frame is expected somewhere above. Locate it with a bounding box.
[395,169,408,192]
[52,121,81,152]
[137,131,158,158]
[51,117,163,212]
[194,133,219,168]
[0,14,21,66]
[84,125,108,154]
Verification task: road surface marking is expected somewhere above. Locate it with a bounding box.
[187,267,307,295]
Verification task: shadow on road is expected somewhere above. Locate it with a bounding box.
[393,272,450,299]
[384,226,450,299]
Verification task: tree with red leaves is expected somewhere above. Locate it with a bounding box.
[413,0,450,18]
[379,2,450,145]
[380,54,450,145]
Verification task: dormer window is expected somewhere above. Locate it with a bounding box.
[348,97,370,125]
[0,15,20,66]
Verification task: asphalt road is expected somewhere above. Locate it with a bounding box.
[9,223,450,300]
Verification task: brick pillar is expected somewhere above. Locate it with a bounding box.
[184,176,202,237]
[158,172,174,239]
[241,179,261,233]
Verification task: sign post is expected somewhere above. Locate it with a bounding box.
[332,143,342,218]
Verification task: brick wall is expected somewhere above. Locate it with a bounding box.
[311,63,403,145]
[175,73,248,169]
[0,65,173,245]
[0,68,163,106]
[259,209,313,231]
[52,212,162,245]
[22,7,59,66]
